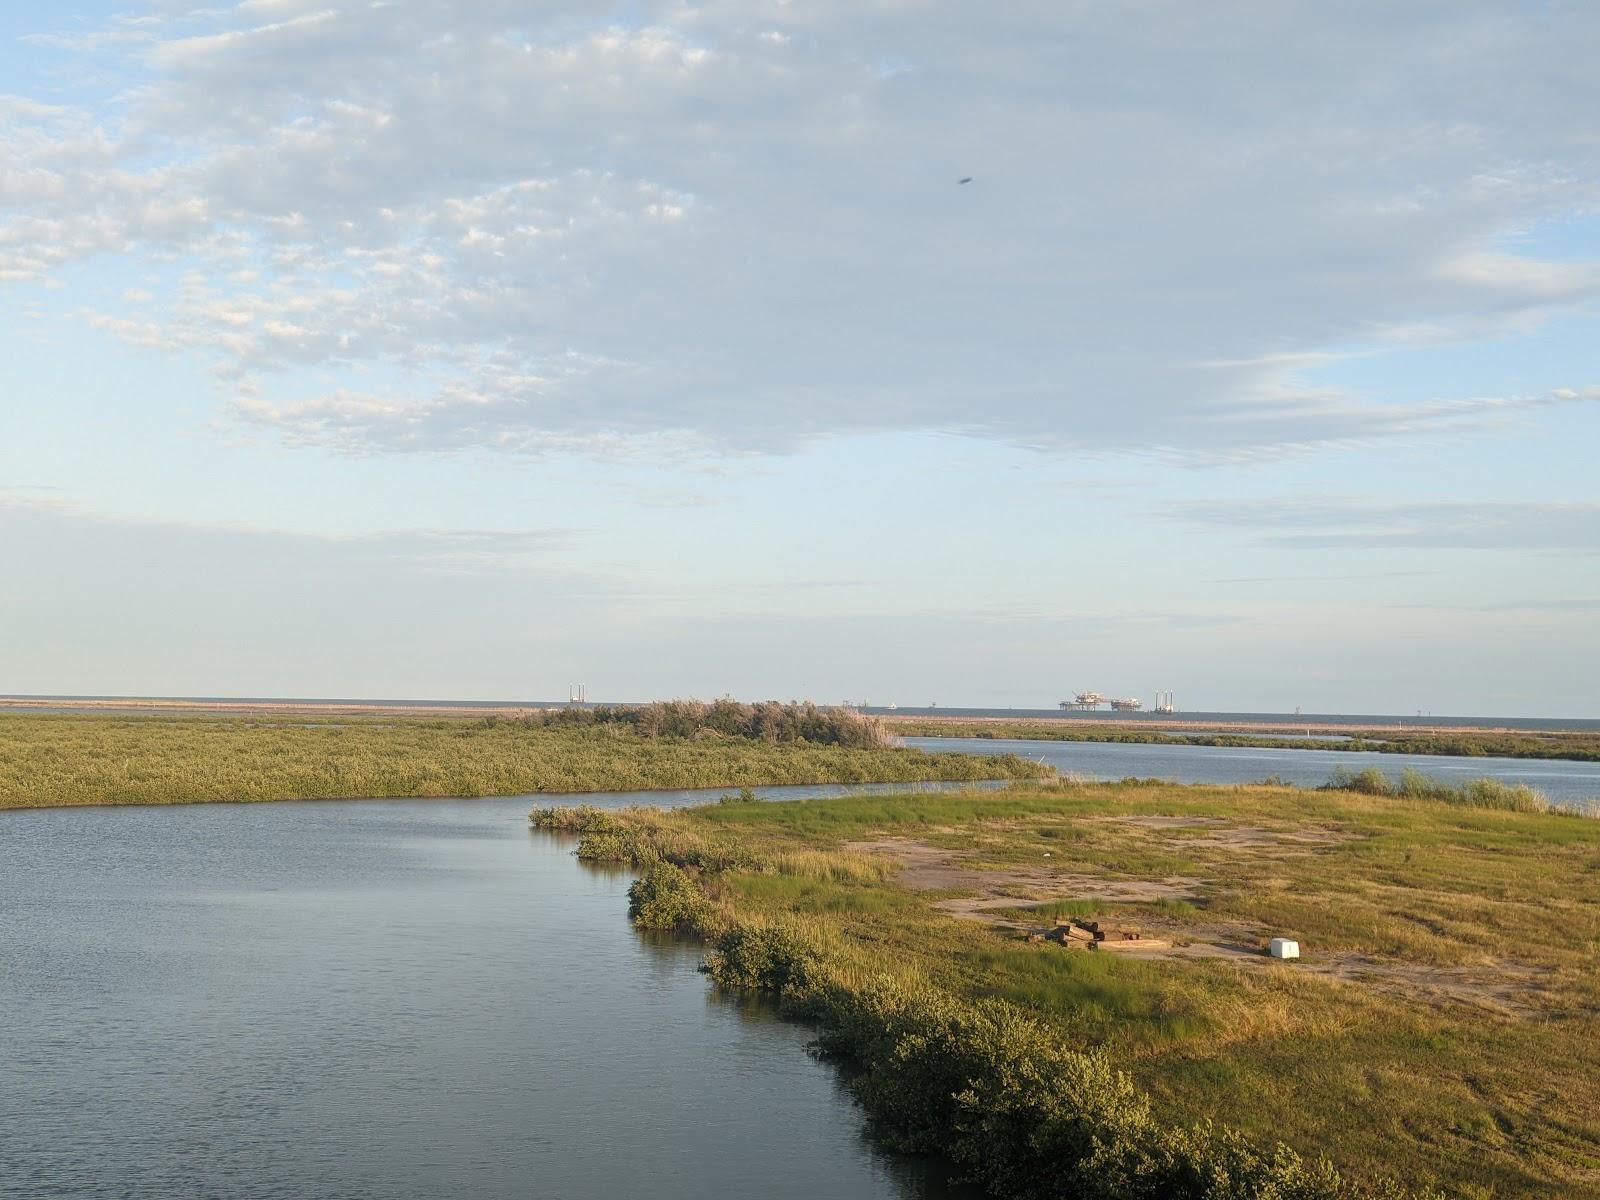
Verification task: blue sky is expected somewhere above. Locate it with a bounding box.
[2,1,1597,715]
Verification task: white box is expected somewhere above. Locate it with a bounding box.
[1268,937,1300,960]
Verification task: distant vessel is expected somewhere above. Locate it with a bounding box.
[1155,690,1175,714]
[1109,697,1142,711]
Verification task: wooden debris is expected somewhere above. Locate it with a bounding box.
[1043,917,1166,952]
[1098,937,1172,953]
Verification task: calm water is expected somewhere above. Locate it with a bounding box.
[0,787,967,1200]
[910,737,1600,807]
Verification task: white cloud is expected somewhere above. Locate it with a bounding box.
[3,2,1600,458]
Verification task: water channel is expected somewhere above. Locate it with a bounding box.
[910,736,1600,808]
[0,787,969,1200]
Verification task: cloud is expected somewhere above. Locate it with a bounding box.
[4,2,1600,458]
[1175,497,1600,553]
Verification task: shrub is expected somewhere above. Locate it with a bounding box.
[626,862,712,932]
[529,804,615,832]
[809,978,1353,1200]
[576,828,643,862]
[504,699,899,748]
[703,922,823,997]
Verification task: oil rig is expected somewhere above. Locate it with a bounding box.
[1061,690,1174,713]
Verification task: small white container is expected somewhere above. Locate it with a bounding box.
[1268,937,1300,960]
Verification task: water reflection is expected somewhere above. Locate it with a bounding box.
[1,796,970,1200]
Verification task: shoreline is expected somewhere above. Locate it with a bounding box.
[2,696,1593,736]
[881,711,1582,738]
[883,714,1600,764]
[571,778,1600,1198]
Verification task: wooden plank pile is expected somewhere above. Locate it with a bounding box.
[1048,918,1103,946]
[1045,918,1170,953]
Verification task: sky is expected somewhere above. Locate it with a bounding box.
[1,1,1597,716]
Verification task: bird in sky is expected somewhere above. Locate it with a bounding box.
[958,176,974,184]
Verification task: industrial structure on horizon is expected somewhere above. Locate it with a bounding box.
[1061,691,1176,713]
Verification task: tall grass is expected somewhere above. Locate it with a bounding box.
[1321,765,1587,814]
[0,712,1045,810]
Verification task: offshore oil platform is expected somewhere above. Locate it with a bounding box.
[1061,690,1175,713]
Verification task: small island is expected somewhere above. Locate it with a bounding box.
[0,701,1044,810]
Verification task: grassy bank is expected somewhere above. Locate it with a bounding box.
[888,718,1600,762]
[553,779,1600,1198]
[0,707,1044,810]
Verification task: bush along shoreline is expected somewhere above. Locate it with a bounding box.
[538,802,1440,1200]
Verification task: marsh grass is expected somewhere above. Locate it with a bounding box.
[1321,765,1578,814]
[570,776,1600,1198]
[0,712,1044,810]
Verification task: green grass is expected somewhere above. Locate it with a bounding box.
[570,777,1600,1198]
[890,717,1600,762]
[0,712,1045,809]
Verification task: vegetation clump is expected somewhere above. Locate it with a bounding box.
[529,804,615,832]
[496,698,899,748]
[551,778,1600,1198]
[1320,766,1576,814]
[627,862,714,932]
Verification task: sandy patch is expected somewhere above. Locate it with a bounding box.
[848,836,1548,1014]
[1101,815,1349,850]
[844,836,1204,914]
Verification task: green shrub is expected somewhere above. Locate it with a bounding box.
[703,922,823,997]
[808,977,1355,1200]
[576,828,642,862]
[529,804,615,832]
[626,862,712,932]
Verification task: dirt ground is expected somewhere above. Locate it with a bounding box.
[844,833,1549,1014]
